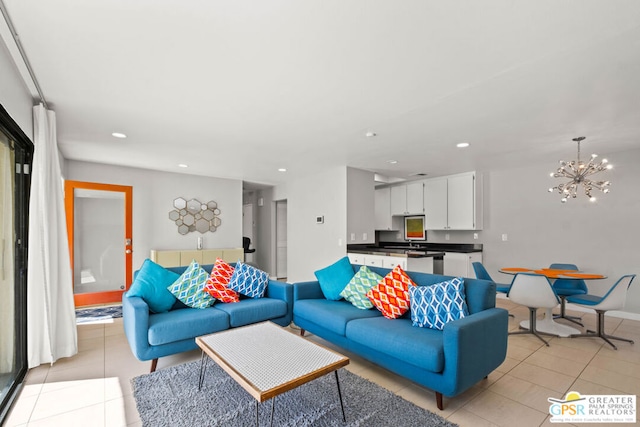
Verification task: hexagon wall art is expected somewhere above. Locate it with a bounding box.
[169,198,222,234]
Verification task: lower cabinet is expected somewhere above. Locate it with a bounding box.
[347,253,435,273]
[442,252,482,278]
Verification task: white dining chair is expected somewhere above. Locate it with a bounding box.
[507,273,560,346]
[566,274,636,350]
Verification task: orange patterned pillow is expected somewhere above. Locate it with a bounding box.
[204,258,240,303]
[366,265,416,319]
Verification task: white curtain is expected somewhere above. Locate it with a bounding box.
[27,104,77,368]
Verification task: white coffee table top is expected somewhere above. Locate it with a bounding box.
[197,321,349,401]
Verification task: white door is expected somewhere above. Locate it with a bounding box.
[275,200,287,279]
[243,204,254,263]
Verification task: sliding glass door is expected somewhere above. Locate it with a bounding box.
[0,105,33,424]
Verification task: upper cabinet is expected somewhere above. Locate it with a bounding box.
[374,187,394,230]
[423,172,483,230]
[390,181,424,216]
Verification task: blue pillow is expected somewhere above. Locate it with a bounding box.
[409,277,469,330]
[314,257,355,300]
[127,259,179,313]
[227,261,269,298]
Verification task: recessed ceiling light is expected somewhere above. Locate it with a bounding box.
[112,132,127,139]
[178,164,188,168]
[387,160,398,164]
[456,142,470,148]
[278,168,287,172]
[365,131,377,137]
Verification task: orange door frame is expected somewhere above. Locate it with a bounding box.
[64,180,133,307]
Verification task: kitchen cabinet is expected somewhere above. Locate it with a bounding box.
[443,252,482,278]
[347,253,433,273]
[374,187,394,230]
[390,181,424,216]
[423,171,482,230]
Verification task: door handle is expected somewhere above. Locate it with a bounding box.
[125,249,132,254]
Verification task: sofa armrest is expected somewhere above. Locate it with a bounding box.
[266,279,293,316]
[441,307,509,395]
[122,293,152,361]
[293,281,325,301]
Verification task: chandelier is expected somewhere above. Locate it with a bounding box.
[548,136,612,203]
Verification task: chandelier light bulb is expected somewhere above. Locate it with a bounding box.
[590,197,596,202]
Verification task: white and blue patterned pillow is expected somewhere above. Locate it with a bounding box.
[227,261,269,298]
[167,259,215,309]
[409,277,469,330]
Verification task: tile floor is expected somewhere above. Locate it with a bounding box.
[4,298,640,426]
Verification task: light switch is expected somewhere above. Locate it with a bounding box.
[350,233,356,241]
[445,233,450,241]
[362,233,367,241]
[502,234,508,241]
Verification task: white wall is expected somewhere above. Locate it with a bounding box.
[0,38,33,138]
[66,160,243,270]
[285,166,347,282]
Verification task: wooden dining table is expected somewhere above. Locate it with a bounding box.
[499,268,607,338]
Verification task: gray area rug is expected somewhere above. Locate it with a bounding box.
[132,360,457,427]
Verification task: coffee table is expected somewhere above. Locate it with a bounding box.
[196,321,350,426]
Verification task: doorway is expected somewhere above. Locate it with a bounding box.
[64,181,133,307]
[242,203,254,264]
[275,200,287,279]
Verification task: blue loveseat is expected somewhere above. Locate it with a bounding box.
[292,265,508,410]
[123,264,293,372]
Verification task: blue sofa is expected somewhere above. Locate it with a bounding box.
[123,264,293,372]
[292,265,508,410]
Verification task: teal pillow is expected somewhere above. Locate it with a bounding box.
[409,277,469,330]
[127,259,179,313]
[314,256,355,300]
[167,260,215,309]
[340,265,383,309]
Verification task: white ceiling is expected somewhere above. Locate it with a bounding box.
[4,0,640,187]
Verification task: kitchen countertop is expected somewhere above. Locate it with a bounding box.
[347,242,482,258]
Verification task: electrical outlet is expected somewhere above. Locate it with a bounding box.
[473,233,478,240]
[350,233,356,241]
[502,234,508,241]
[338,238,342,246]
[445,233,450,241]
[362,233,367,241]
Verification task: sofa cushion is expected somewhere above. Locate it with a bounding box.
[127,259,179,313]
[167,260,215,309]
[346,317,445,373]
[410,277,469,330]
[214,298,288,327]
[147,307,229,346]
[293,299,382,336]
[339,265,383,310]
[366,265,416,319]
[314,257,355,300]
[204,258,240,303]
[228,261,269,298]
